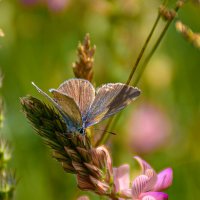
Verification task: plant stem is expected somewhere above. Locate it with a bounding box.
[95,0,184,147]
[95,4,162,147]
[133,1,183,86]
[126,13,162,85]
[95,117,114,146]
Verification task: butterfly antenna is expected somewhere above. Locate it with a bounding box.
[93,128,117,135]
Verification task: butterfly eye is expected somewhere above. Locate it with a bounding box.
[79,127,84,135]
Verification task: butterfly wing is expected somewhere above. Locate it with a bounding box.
[85,83,141,127]
[32,82,82,130]
[55,78,95,121]
[50,89,82,129]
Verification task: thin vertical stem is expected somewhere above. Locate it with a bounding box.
[95,7,162,147]
[95,117,114,147]
[133,2,182,86]
[126,13,162,85]
[95,0,185,147]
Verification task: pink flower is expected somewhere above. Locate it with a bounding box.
[20,0,69,12]
[47,0,69,12]
[77,196,90,200]
[113,156,173,200]
[113,164,130,199]
[127,103,172,154]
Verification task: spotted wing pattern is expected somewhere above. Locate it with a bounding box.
[56,79,95,120]
[85,83,141,127]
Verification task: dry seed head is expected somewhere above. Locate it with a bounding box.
[61,162,76,174]
[176,0,185,8]
[77,173,96,191]
[95,146,113,183]
[73,33,96,82]
[21,96,114,196]
[75,145,114,195]
[176,21,200,49]
[89,176,110,195]
[159,5,176,21]
[84,163,103,178]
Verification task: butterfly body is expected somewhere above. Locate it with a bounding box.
[32,78,140,135]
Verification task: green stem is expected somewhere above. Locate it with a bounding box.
[95,0,184,147]
[126,13,162,85]
[133,2,182,86]
[95,117,114,147]
[95,4,162,147]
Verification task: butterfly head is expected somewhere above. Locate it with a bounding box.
[78,127,85,135]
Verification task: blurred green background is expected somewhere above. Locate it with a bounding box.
[0,0,200,199]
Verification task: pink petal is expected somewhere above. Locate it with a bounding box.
[132,175,149,198]
[139,192,168,200]
[47,0,69,11]
[144,169,157,192]
[77,196,90,200]
[121,189,132,198]
[153,168,173,191]
[113,164,130,193]
[96,146,113,182]
[134,156,153,174]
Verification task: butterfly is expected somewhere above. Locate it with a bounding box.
[32,78,141,135]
